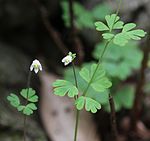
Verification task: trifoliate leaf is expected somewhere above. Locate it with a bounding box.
[7,94,20,108]
[53,80,78,97]
[105,14,124,31]
[79,63,112,92]
[114,23,147,46]
[18,103,37,116]
[75,96,101,113]
[20,88,38,102]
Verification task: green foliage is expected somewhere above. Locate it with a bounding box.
[20,88,38,102]
[114,23,146,46]
[61,1,112,29]
[95,14,147,46]
[93,42,143,80]
[62,63,112,113]
[52,80,78,97]
[75,96,101,113]
[64,66,109,105]
[7,94,20,108]
[18,103,37,116]
[95,14,124,32]
[7,88,38,116]
[79,63,112,92]
[104,85,135,112]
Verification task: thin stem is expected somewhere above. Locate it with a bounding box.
[110,0,122,32]
[72,62,78,89]
[115,0,122,17]
[109,94,118,141]
[72,61,80,141]
[23,71,32,141]
[74,110,80,141]
[23,116,27,141]
[83,41,110,97]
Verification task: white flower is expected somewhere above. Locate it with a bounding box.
[62,55,73,66]
[30,59,42,73]
[62,52,76,66]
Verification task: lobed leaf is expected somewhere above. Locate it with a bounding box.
[53,80,78,97]
[18,103,37,116]
[79,63,112,92]
[113,23,147,46]
[7,94,20,108]
[20,88,38,102]
[75,96,101,113]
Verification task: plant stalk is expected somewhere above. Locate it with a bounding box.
[23,71,32,141]
[74,109,80,141]
[72,61,80,141]
[83,41,111,97]
[72,62,78,100]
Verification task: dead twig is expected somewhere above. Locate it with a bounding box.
[109,94,118,141]
[131,35,150,131]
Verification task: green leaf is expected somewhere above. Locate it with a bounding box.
[122,23,136,32]
[92,3,112,19]
[114,23,147,46]
[64,66,109,105]
[22,103,37,116]
[105,14,124,31]
[17,103,37,115]
[95,22,109,31]
[75,96,101,113]
[79,63,112,92]
[102,33,114,40]
[53,80,78,97]
[17,105,25,111]
[7,94,20,108]
[75,96,85,110]
[61,1,94,29]
[20,88,38,102]
[85,97,101,113]
[114,86,135,109]
[93,42,143,80]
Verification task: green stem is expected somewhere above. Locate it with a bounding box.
[23,71,31,141]
[72,62,78,89]
[110,0,122,32]
[74,110,80,141]
[72,61,80,141]
[83,41,111,97]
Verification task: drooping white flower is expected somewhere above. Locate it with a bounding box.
[30,59,42,73]
[62,52,76,66]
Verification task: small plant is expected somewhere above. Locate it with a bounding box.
[7,59,42,141]
[53,0,147,141]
